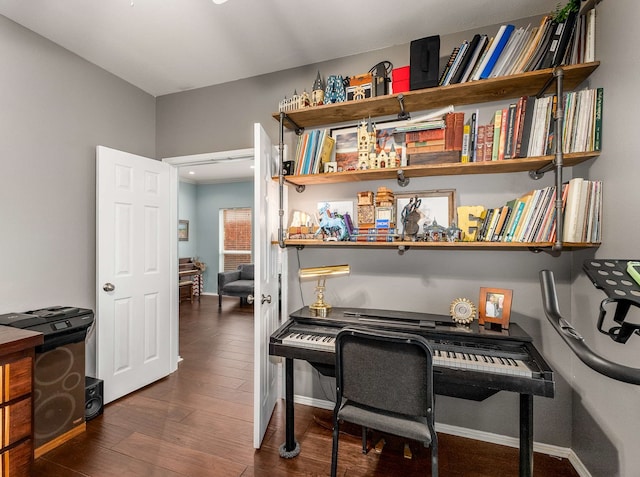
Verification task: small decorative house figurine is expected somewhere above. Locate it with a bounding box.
[424,218,447,242]
[311,71,324,106]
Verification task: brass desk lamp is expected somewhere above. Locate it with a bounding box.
[299,264,350,317]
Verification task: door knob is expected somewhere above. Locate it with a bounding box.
[261,294,272,304]
[103,282,115,292]
[247,294,254,304]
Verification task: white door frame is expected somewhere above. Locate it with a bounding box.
[162,148,255,363]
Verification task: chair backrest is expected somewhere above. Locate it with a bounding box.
[335,327,434,417]
[238,263,254,280]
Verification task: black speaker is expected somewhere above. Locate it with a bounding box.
[85,376,104,421]
[410,35,441,90]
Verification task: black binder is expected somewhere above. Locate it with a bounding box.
[410,35,440,90]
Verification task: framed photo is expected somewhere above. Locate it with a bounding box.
[330,119,408,172]
[329,125,358,172]
[178,220,189,241]
[323,161,338,173]
[394,189,455,236]
[478,288,513,330]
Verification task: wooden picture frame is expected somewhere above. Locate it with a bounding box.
[178,220,189,241]
[478,287,513,330]
[394,189,455,237]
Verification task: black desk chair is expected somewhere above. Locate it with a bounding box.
[331,327,438,477]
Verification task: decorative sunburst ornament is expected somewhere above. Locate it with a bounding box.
[449,298,477,325]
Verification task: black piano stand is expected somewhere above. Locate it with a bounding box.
[280,357,537,477]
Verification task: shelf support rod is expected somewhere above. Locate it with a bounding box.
[396,94,410,121]
[552,67,565,252]
[278,112,287,249]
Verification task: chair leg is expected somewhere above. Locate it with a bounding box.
[431,439,438,477]
[361,426,368,454]
[330,419,340,477]
[218,294,222,308]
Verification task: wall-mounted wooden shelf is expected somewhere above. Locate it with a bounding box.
[278,151,599,187]
[273,62,600,130]
[281,240,600,250]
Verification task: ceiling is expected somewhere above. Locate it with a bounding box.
[0,0,562,183]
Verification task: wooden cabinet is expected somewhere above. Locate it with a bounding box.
[274,62,601,250]
[0,327,43,477]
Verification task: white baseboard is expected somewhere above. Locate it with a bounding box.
[292,395,591,477]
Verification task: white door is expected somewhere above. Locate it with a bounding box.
[253,124,285,448]
[96,146,177,404]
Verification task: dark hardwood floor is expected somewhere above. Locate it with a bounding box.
[33,296,579,476]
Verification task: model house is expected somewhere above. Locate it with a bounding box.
[1,1,637,476]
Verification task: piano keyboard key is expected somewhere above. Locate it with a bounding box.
[432,349,533,377]
[280,330,534,377]
[282,332,336,351]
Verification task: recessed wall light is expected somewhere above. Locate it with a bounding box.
[212,0,229,4]
[188,171,195,175]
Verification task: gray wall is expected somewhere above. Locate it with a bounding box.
[567,2,640,476]
[0,15,156,313]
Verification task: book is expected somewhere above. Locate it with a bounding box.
[451,34,481,84]
[513,16,552,73]
[491,109,503,161]
[317,131,335,172]
[562,177,585,242]
[534,187,557,242]
[524,17,555,71]
[502,199,524,242]
[585,8,596,62]
[406,144,446,154]
[523,186,553,242]
[477,208,495,241]
[461,123,471,162]
[592,87,603,151]
[405,128,446,143]
[503,102,518,159]
[551,10,578,67]
[483,121,494,162]
[491,205,511,241]
[460,35,489,83]
[504,197,527,242]
[512,189,539,241]
[515,96,535,158]
[469,109,479,161]
[497,107,509,160]
[475,125,486,162]
[489,25,529,78]
[475,208,492,241]
[442,41,469,86]
[407,150,461,165]
[438,46,461,86]
[478,24,515,79]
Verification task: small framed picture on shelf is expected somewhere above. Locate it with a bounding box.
[478,287,513,330]
[330,125,358,172]
[323,162,338,173]
[394,189,455,237]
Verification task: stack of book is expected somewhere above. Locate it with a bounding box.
[395,115,463,165]
[349,224,398,242]
[472,178,602,244]
[462,87,602,162]
[293,129,335,175]
[436,6,597,86]
[562,177,603,243]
